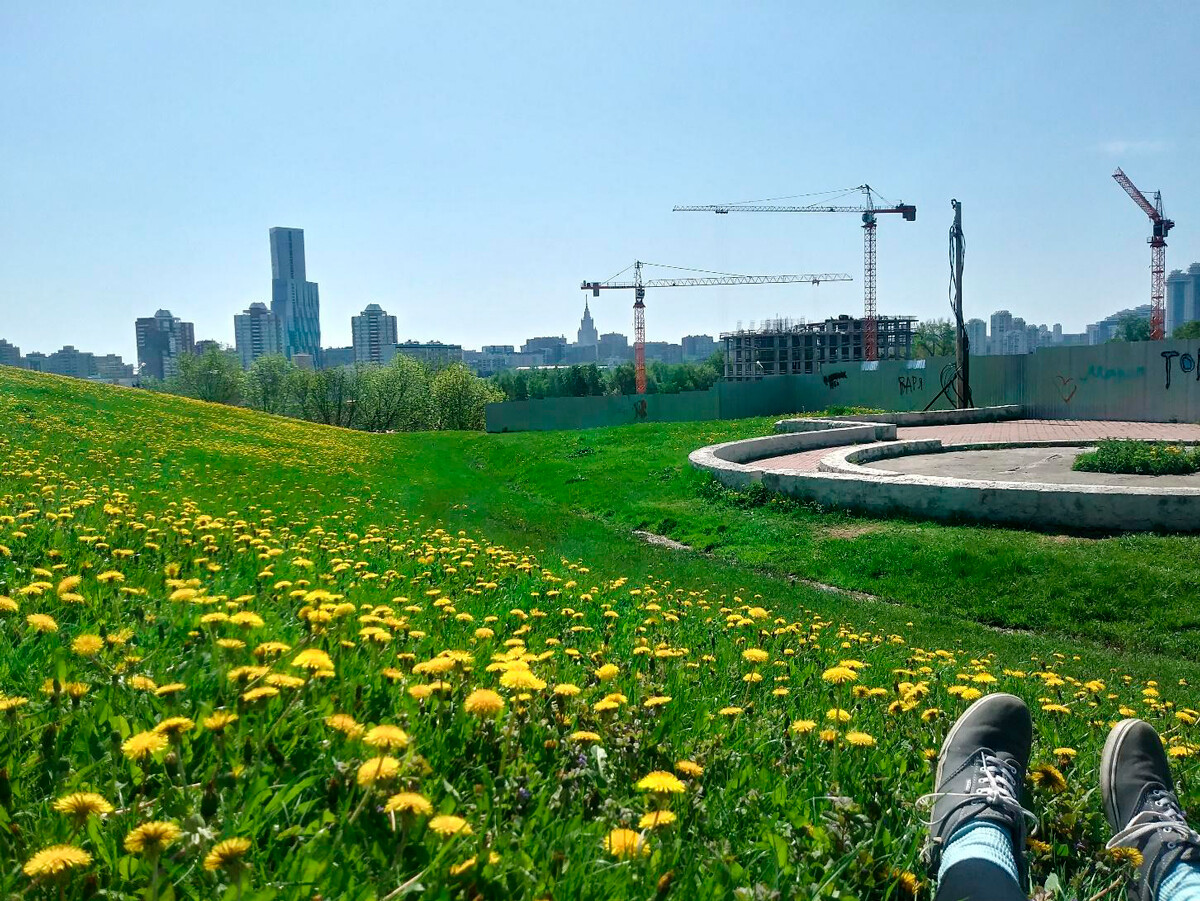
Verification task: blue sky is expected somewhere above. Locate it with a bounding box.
[2,3,1197,360]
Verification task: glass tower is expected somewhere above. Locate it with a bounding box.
[269,227,322,360]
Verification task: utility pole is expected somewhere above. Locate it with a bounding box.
[950,199,972,408]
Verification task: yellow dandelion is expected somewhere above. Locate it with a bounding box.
[26,613,58,633]
[203,837,251,873]
[595,663,619,682]
[428,814,472,837]
[1107,845,1144,867]
[363,724,410,750]
[639,809,677,829]
[569,730,602,743]
[826,707,852,723]
[719,706,743,717]
[291,648,334,672]
[845,731,876,748]
[605,828,648,859]
[71,634,104,656]
[384,792,433,816]
[821,665,857,685]
[636,771,686,794]
[122,730,169,761]
[356,756,401,786]
[52,792,114,822]
[790,719,817,735]
[463,688,505,717]
[325,714,364,737]
[499,668,546,691]
[553,683,581,697]
[124,821,182,855]
[23,844,92,878]
[203,711,238,732]
[742,649,769,664]
[153,716,196,738]
[1029,763,1067,794]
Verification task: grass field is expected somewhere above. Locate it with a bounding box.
[1,366,1198,900]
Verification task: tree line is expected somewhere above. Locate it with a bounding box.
[487,353,725,401]
[147,347,504,431]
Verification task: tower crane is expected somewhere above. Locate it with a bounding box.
[1112,167,1174,340]
[674,185,916,361]
[582,261,852,394]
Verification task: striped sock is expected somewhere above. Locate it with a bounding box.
[1159,861,1200,901]
[937,821,1020,887]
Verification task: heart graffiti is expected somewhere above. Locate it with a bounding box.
[1055,374,1077,404]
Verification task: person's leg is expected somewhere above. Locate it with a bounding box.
[1102,719,1200,901]
[923,693,1034,901]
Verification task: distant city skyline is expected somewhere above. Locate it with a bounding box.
[3,6,1198,361]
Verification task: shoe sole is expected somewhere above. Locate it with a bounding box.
[1100,718,1142,831]
[935,692,1025,789]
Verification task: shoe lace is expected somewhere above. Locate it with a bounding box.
[1107,789,1200,853]
[916,750,1037,837]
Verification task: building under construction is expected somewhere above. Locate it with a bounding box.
[722,315,916,380]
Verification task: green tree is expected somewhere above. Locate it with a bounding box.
[358,356,435,432]
[1173,321,1200,340]
[1109,315,1151,343]
[432,363,504,430]
[243,354,294,414]
[175,346,243,404]
[913,319,955,359]
[704,350,726,380]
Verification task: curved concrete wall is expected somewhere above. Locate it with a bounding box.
[693,430,1200,532]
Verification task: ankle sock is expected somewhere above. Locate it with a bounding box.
[937,821,1020,887]
[1160,861,1200,901]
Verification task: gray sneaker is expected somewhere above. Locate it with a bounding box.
[1102,718,1200,901]
[922,693,1034,886]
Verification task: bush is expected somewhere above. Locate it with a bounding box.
[1073,439,1200,476]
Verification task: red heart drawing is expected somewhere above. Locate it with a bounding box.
[1055,374,1076,404]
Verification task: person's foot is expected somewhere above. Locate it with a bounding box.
[922,693,1034,885]
[1102,718,1200,899]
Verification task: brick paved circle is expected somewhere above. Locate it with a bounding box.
[744,419,1200,473]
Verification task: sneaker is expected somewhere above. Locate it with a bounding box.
[921,693,1034,886]
[1102,718,1200,900]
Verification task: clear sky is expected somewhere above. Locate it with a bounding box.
[3,3,1197,361]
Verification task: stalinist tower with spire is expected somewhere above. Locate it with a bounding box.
[577,299,599,347]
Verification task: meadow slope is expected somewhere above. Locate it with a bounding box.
[0,367,1197,900]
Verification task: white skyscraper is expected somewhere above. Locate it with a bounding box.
[234,302,283,368]
[352,303,399,364]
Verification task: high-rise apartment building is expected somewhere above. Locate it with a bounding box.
[966,319,987,354]
[682,335,718,361]
[0,339,20,367]
[1166,264,1200,336]
[135,309,195,380]
[269,227,321,361]
[234,302,283,368]
[352,303,399,364]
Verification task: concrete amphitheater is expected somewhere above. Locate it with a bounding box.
[689,408,1200,532]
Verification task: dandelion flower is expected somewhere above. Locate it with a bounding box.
[124,821,182,855]
[822,665,857,685]
[605,828,647,859]
[384,792,433,816]
[826,708,852,723]
[674,760,704,778]
[23,844,91,878]
[1029,763,1067,794]
[428,814,472,837]
[499,668,546,691]
[790,719,817,735]
[553,683,581,697]
[203,711,238,732]
[203,837,251,873]
[639,809,677,829]
[742,649,769,664]
[463,689,505,717]
[26,614,58,633]
[719,706,743,717]
[569,730,602,743]
[122,730,169,761]
[326,714,364,737]
[153,716,196,738]
[53,792,114,823]
[71,634,104,656]
[595,663,619,682]
[291,648,334,672]
[819,728,840,743]
[1107,846,1144,867]
[363,725,410,750]
[846,731,877,748]
[356,756,401,786]
[636,771,686,794]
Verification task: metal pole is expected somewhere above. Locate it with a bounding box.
[950,199,972,408]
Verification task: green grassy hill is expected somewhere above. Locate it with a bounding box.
[0,367,1197,899]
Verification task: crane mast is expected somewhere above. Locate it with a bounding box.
[582,262,852,395]
[674,185,915,361]
[1112,167,1174,340]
